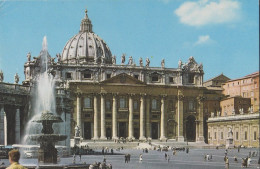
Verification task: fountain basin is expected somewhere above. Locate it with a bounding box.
[28,134,67,142]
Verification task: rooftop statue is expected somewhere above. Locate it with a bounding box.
[139,57,143,67]
[14,73,19,84]
[178,60,182,69]
[0,70,3,82]
[146,57,150,67]
[112,55,116,65]
[121,54,125,64]
[27,52,31,62]
[56,53,61,63]
[161,59,165,68]
[128,56,133,65]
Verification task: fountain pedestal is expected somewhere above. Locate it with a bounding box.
[38,144,57,163]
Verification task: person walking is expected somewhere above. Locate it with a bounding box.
[167,154,170,163]
[248,157,251,166]
[139,154,143,163]
[165,153,167,160]
[225,157,229,169]
[124,154,128,163]
[6,149,27,169]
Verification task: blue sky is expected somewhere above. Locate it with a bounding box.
[0,0,258,83]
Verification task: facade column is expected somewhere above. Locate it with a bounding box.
[177,92,184,142]
[76,93,82,137]
[195,120,199,141]
[139,95,145,140]
[112,94,118,140]
[15,107,20,144]
[93,95,99,140]
[100,94,107,140]
[146,98,151,139]
[128,94,134,139]
[160,96,166,140]
[0,105,6,145]
[197,96,205,142]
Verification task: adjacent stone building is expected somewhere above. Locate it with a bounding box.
[207,72,260,147]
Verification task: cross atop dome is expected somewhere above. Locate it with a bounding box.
[84,9,88,19]
[80,8,93,33]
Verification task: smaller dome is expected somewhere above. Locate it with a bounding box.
[61,9,112,64]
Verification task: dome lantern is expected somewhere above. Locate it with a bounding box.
[80,8,93,33]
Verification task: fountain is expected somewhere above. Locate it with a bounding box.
[28,111,67,164]
[22,36,68,165]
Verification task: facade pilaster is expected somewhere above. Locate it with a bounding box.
[15,107,20,144]
[146,98,151,139]
[76,93,82,137]
[112,94,118,140]
[196,96,205,142]
[93,94,99,140]
[100,93,107,140]
[128,94,134,139]
[160,96,166,140]
[177,92,184,142]
[139,94,146,140]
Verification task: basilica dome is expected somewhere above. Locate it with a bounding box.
[61,9,112,64]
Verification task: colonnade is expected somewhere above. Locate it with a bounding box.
[0,105,21,145]
[76,93,188,141]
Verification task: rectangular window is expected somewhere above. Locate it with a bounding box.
[236,132,238,140]
[221,132,223,139]
[106,114,111,118]
[189,101,193,111]
[152,76,159,82]
[169,77,174,83]
[254,131,257,140]
[251,91,254,97]
[84,73,91,79]
[134,75,139,79]
[119,98,126,108]
[188,74,194,83]
[84,113,91,118]
[66,72,72,79]
[134,101,138,110]
[106,74,111,79]
[152,99,157,110]
[106,101,111,110]
[134,114,139,119]
[208,132,210,139]
[245,131,247,140]
[84,97,91,108]
[214,132,216,139]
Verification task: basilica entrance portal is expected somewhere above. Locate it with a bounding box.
[186,115,196,141]
[84,122,91,139]
[118,122,127,138]
[151,122,159,139]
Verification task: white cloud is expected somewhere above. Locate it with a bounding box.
[175,0,241,27]
[194,35,211,45]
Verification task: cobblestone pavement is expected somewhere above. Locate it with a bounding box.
[0,148,259,169]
